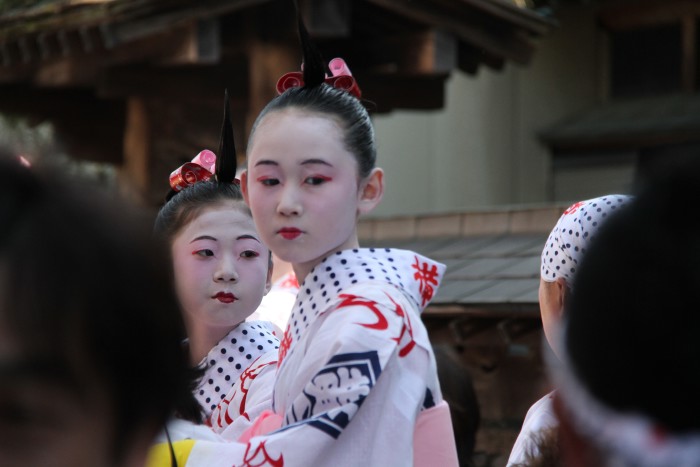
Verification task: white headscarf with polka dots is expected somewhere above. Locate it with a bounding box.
[541,195,632,283]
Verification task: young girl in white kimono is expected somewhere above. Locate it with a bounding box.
[507,195,632,466]
[153,95,280,439]
[147,12,459,467]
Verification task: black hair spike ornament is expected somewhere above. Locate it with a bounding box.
[166,89,239,201]
[275,0,361,98]
[216,88,238,184]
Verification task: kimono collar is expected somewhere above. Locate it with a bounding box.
[195,321,279,415]
[287,248,445,339]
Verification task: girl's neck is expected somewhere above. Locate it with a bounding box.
[292,236,360,284]
[186,321,240,365]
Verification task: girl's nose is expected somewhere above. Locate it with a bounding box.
[277,186,302,217]
[214,257,238,282]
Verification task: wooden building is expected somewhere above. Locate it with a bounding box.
[0,0,553,204]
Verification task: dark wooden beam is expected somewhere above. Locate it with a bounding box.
[316,29,457,75]
[461,0,554,35]
[598,0,700,31]
[545,129,700,154]
[34,57,100,87]
[365,0,537,65]
[96,23,209,67]
[156,18,221,65]
[359,73,448,113]
[459,44,508,75]
[305,0,352,38]
[374,30,457,74]
[1,16,234,85]
[96,62,248,99]
[91,0,268,50]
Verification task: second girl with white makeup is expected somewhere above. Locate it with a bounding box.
[152,96,280,442]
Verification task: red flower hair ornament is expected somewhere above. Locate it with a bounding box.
[169,149,239,192]
[276,57,361,99]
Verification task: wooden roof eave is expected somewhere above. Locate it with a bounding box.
[0,0,269,52]
[461,0,557,36]
[365,0,556,66]
[539,93,700,154]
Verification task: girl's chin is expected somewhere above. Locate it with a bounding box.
[204,310,247,325]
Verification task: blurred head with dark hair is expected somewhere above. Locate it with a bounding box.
[0,154,194,467]
[554,158,700,466]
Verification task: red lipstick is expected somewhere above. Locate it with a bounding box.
[279,228,302,240]
[214,292,237,303]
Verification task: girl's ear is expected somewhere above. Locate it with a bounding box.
[555,277,568,318]
[240,170,250,205]
[358,168,384,215]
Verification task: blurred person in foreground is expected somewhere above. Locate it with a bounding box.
[0,152,196,467]
[551,159,700,466]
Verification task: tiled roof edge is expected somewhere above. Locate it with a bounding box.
[359,204,569,241]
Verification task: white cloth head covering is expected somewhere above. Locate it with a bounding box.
[541,195,632,283]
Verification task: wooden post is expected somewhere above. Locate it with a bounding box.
[245,41,298,145]
[119,97,151,204]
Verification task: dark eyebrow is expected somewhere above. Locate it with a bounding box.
[301,159,332,167]
[190,235,217,243]
[237,234,261,243]
[253,160,278,167]
[253,159,332,168]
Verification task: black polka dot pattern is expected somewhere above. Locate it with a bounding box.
[195,321,280,415]
[541,195,632,283]
[284,248,445,361]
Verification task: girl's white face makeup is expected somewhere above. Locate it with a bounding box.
[171,204,271,331]
[243,109,367,280]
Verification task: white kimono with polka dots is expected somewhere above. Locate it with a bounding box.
[195,321,279,418]
[150,248,454,467]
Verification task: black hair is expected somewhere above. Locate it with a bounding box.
[0,154,198,459]
[247,4,376,179]
[565,158,700,433]
[154,181,248,243]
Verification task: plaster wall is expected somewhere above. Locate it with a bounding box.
[370,5,601,218]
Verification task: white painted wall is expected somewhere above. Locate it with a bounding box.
[370,5,603,218]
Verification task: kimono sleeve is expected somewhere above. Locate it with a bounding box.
[182,289,431,467]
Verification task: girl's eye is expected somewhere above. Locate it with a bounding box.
[241,250,260,259]
[257,177,279,187]
[304,176,332,186]
[193,249,214,257]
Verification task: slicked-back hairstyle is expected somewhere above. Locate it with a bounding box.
[154,181,247,243]
[249,85,376,179]
[247,3,376,179]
